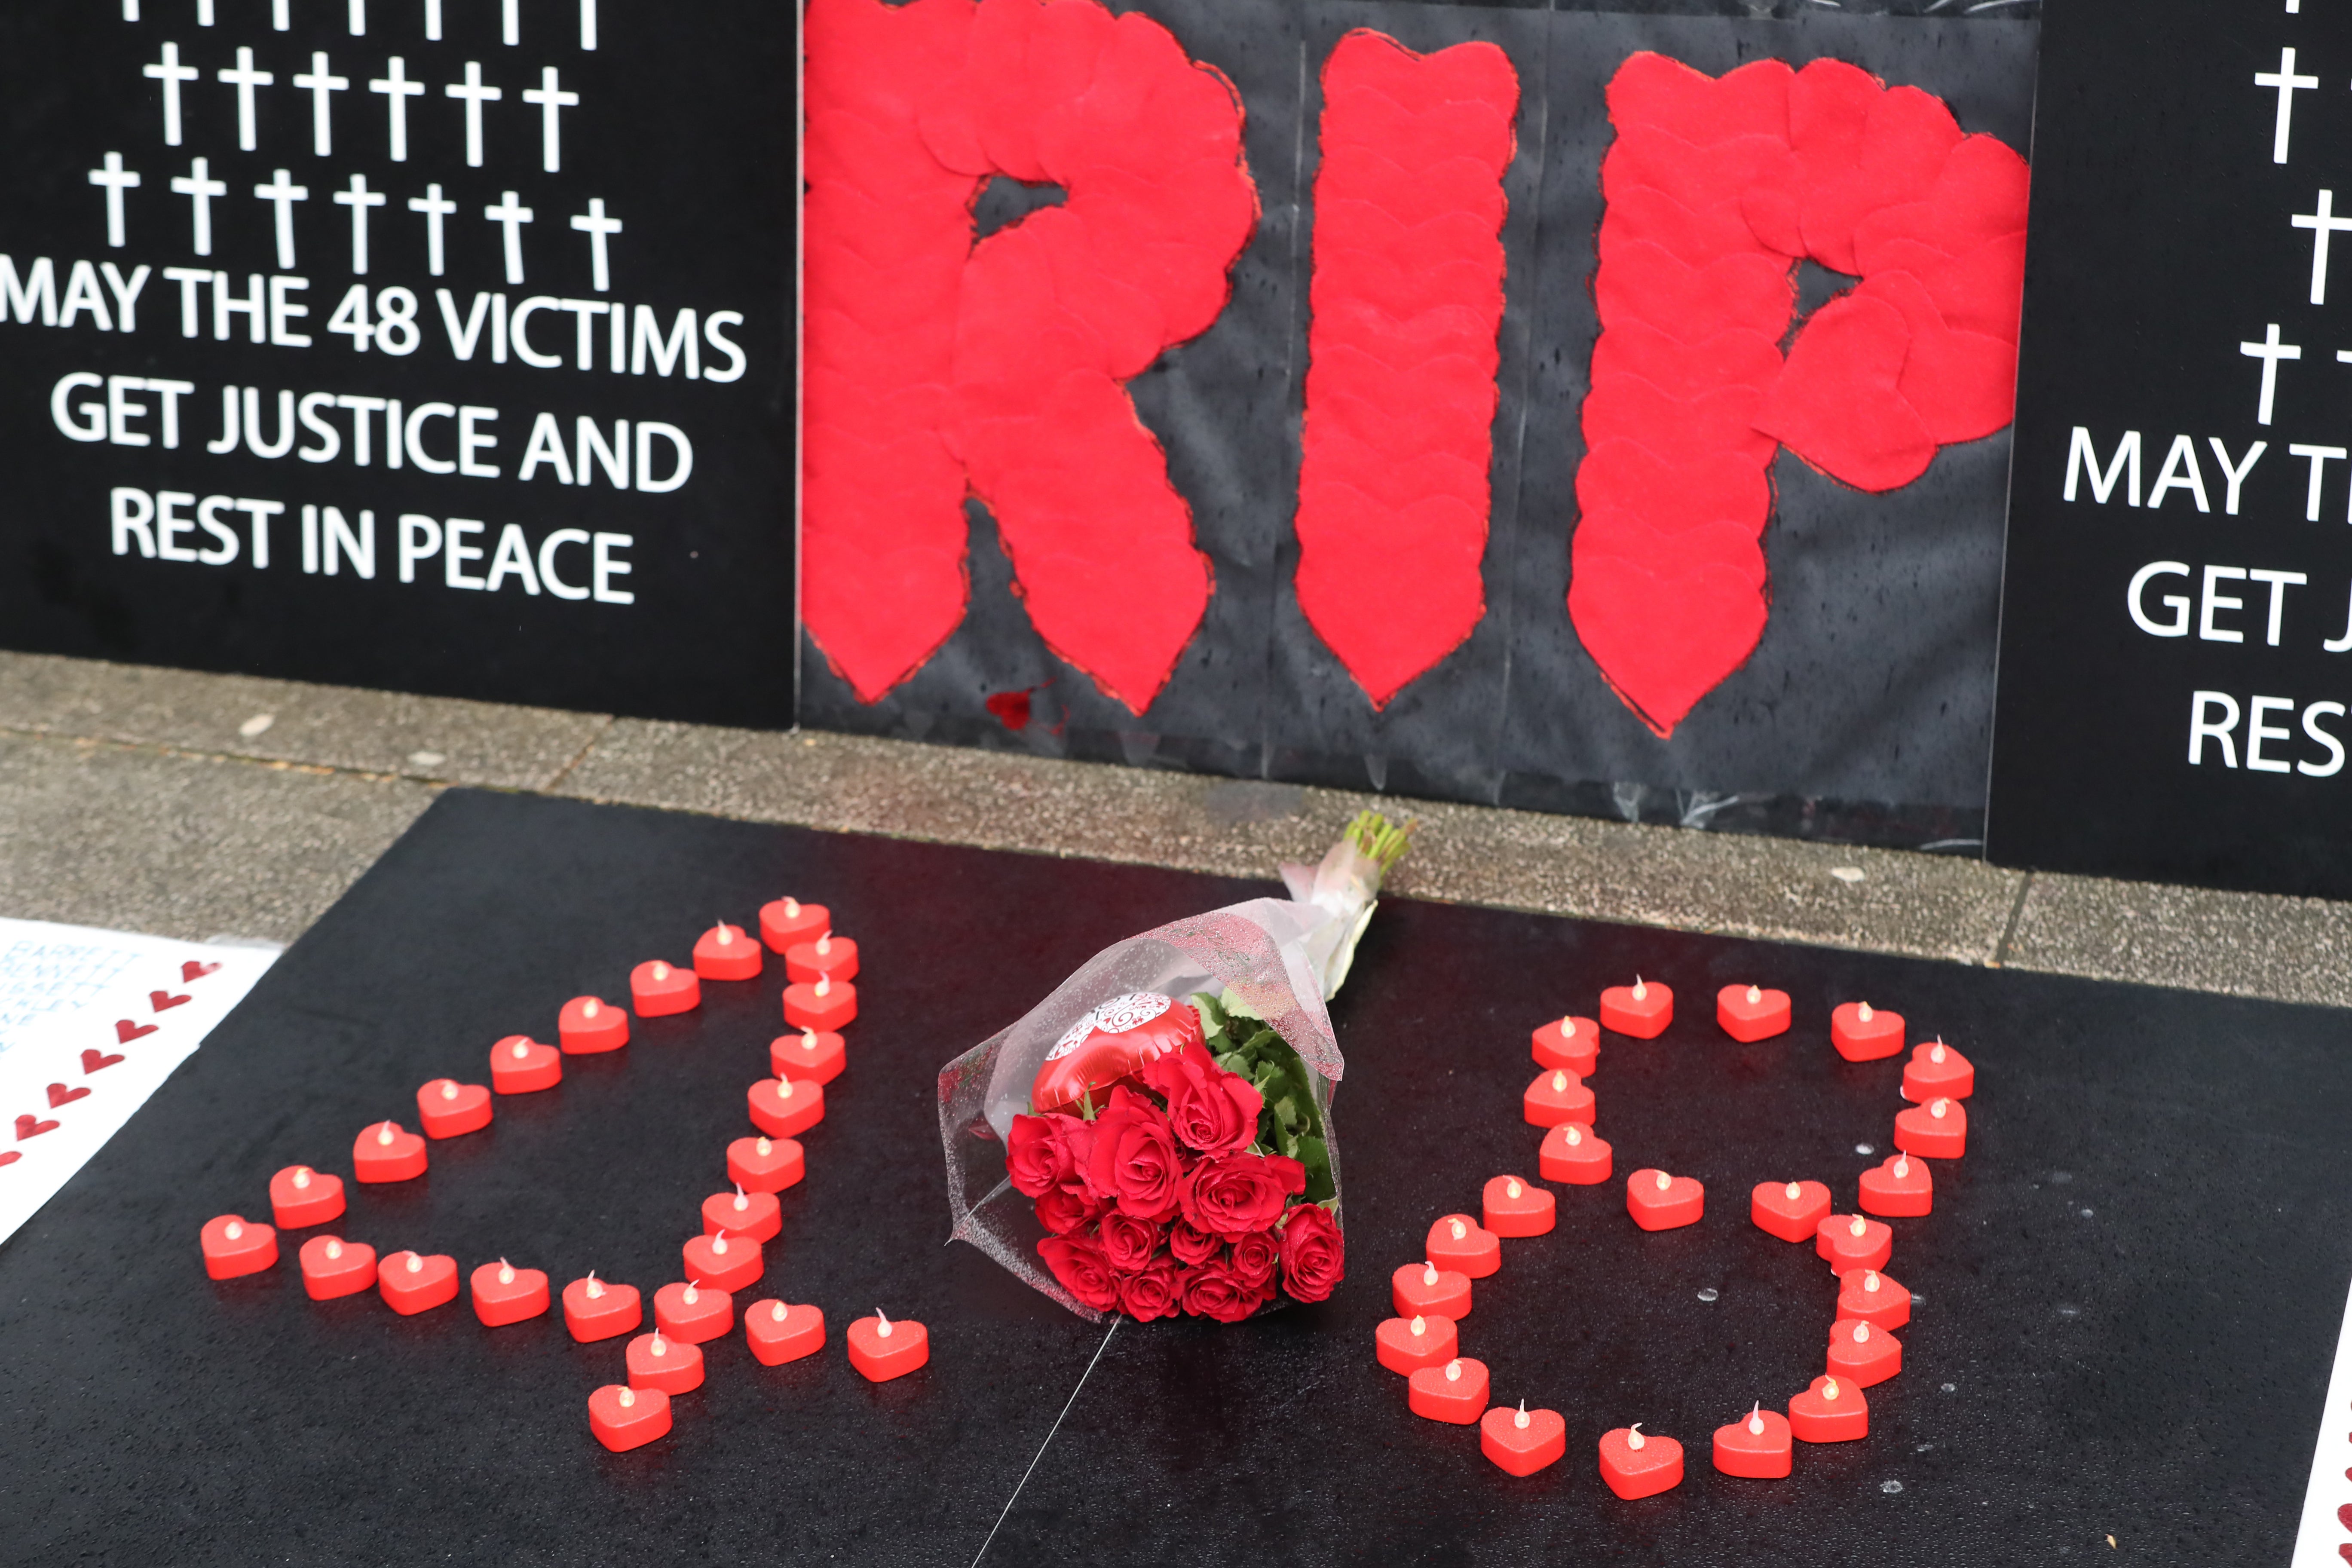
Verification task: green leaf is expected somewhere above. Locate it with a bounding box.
[1190,992,1228,1038]
[1215,1051,1248,1075]
[1297,1135,1333,1204]
[1278,1126,1301,1161]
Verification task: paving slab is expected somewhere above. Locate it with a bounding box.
[2002,870,2352,1009]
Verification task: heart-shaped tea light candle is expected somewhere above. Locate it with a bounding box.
[1830,1001,1905,1061]
[726,1134,804,1193]
[1599,977,1673,1038]
[746,1299,827,1365]
[771,1027,845,1086]
[1788,1374,1868,1442]
[1375,1313,1457,1374]
[490,1035,561,1093]
[681,1231,763,1293]
[692,922,763,982]
[379,1250,459,1315]
[1409,1357,1489,1425]
[1531,1014,1599,1074]
[784,933,860,984]
[1816,1213,1893,1274]
[199,1214,277,1280]
[630,960,700,1017]
[269,1164,344,1228]
[352,1121,427,1183]
[416,1078,492,1139]
[1522,1068,1596,1128]
[1482,1175,1555,1237]
[1858,1152,1933,1217]
[1391,1261,1471,1320]
[588,1384,670,1452]
[562,1273,642,1342]
[1539,1121,1612,1185]
[557,998,628,1055]
[1712,1403,1792,1478]
[702,1185,781,1243]
[1627,1169,1704,1231]
[1598,1424,1684,1498]
[298,1235,376,1299]
[1902,1038,1975,1102]
[1893,1097,1968,1159]
[654,1280,735,1343]
[847,1308,929,1382]
[1751,1179,1831,1243]
[1481,1401,1566,1476]
[783,975,857,1032]
[760,897,830,952]
[469,1259,549,1326]
[1716,984,1790,1042]
[627,1331,705,1394]
[1837,1268,1911,1331]
[1825,1318,1902,1387]
[1425,1214,1500,1279]
[748,1077,825,1139]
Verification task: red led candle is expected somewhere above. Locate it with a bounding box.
[847,1309,929,1382]
[1482,1175,1554,1237]
[1789,1374,1868,1442]
[490,1034,561,1093]
[702,1186,781,1243]
[1599,978,1673,1038]
[1426,1214,1500,1279]
[1858,1152,1933,1217]
[1830,1001,1904,1062]
[631,959,700,1017]
[1837,1268,1911,1332]
[1627,1169,1704,1231]
[269,1164,344,1228]
[782,975,857,1032]
[352,1120,427,1183]
[1391,1261,1472,1320]
[587,1384,670,1453]
[681,1231,763,1293]
[378,1250,459,1315]
[297,1235,375,1299]
[469,1259,549,1326]
[1531,1014,1599,1075]
[748,1077,824,1139]
[1893,1096,1968,1158]
[746,1299,827,1366]
[784,933,860,984]
[627,1332,705,1394]
[1598,1424,1684,1499]
[1522,1068,1596,1128]
[415,1078,492,1139]
[1409,1357,1489,1425]
[1716,984,1790,1042]
[653,1280,734,1344]
[1826,1318,1903,1387]
[1481,1402,1566,1476]
[562,1273,642,1342]
[1902,1038,1975,1102]
[726,1134,804,1194]
[199,1214,277,1280]
[1539,1121,1613,1185]
[1375,1313,1457,1375]
[1816,1213,1893,1274]
[557,998,628,1055]
[1712,1404,1792,1478]
[771,1028,845,1086]
[760,897,830,953]
[692,922,763,981]
[1751,1179,1831,1243]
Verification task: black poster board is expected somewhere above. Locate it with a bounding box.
[0,0,795,729]
[1989,0,2352,895]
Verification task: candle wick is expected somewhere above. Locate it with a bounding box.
[1506,1179,1522,1199]
[735,1185,749,1210]
[499,1260,514,1284]
[876,1308,892,1338]
[1655,1170,1671,1191]
[1749,1403,1764,1434]
[406,1253,422,1273]
[441,1080,457,1099]
[1561,1016,1575,1036]
[711,1235,728,1255]
[784,898,799,917]
[377,1122,394,1145]
[652,961,669,980]
[587,1272,603,1298]
[1450,1219,1466,1240]
[584,998,599,1018]
[817,934,831,955]
[1895,1157,1909,1178]
[1423,1263,1438,1286]
[1627,1423,1645,1450]
[325,1240,341,1259]
[1854,1323,1869,1342]
[1859,1001,1873,1021]
[1746,985,1760,1003]
[1785,1181,1800,1200]
[293,1168,310,1188]
[513,1040,529,1057]
[717,924,732,945]
[1446,1360,1461,1382]
[1931,1041,1946,1063]
[1850,1214,1866,1237]
[1932,1098,1949,1118]
[771,1301,786,1321]
[1514,1400,1529,1429]
[1824,1378,1840,1401]
[1410,1315,1426,1336]
[618,1387,635,1408]
[816,976,831,997]
[1632,977,1646,1000]
[1565,1125,1580,1146]
[756,1137,772,1155]
[684,1281,699,1303]
[802,1027,817,1049]
[1551,1071,1566,1092]
[224,1221,242,1240]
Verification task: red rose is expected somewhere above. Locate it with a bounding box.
[1167,1218,1221,1265]
[1177,1258,1260,1323]
[1139,1048,1263,1156]
[1008,1112,1093,1198]
[1118,1256,1182,1322]
[1229,1230,1279,1289]
[1035,1184,1101,1236]
[1179,1151,1307,1239]
[1098,1210,1162,1273]
[1037,1233,1119,1312]
[1277,1204,1344,1303]
[1083,1087,1187,1222]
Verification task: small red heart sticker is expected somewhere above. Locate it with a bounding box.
[114,1020,157,1044]
[0,1151,20,1169]
[80,1050,124,1074]
[181,960,221,983]
[45,1083,90,1109]
[15,1114,60,1140]
[150,991,193,1012]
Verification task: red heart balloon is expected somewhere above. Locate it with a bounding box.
[1029,992,1204,1117]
